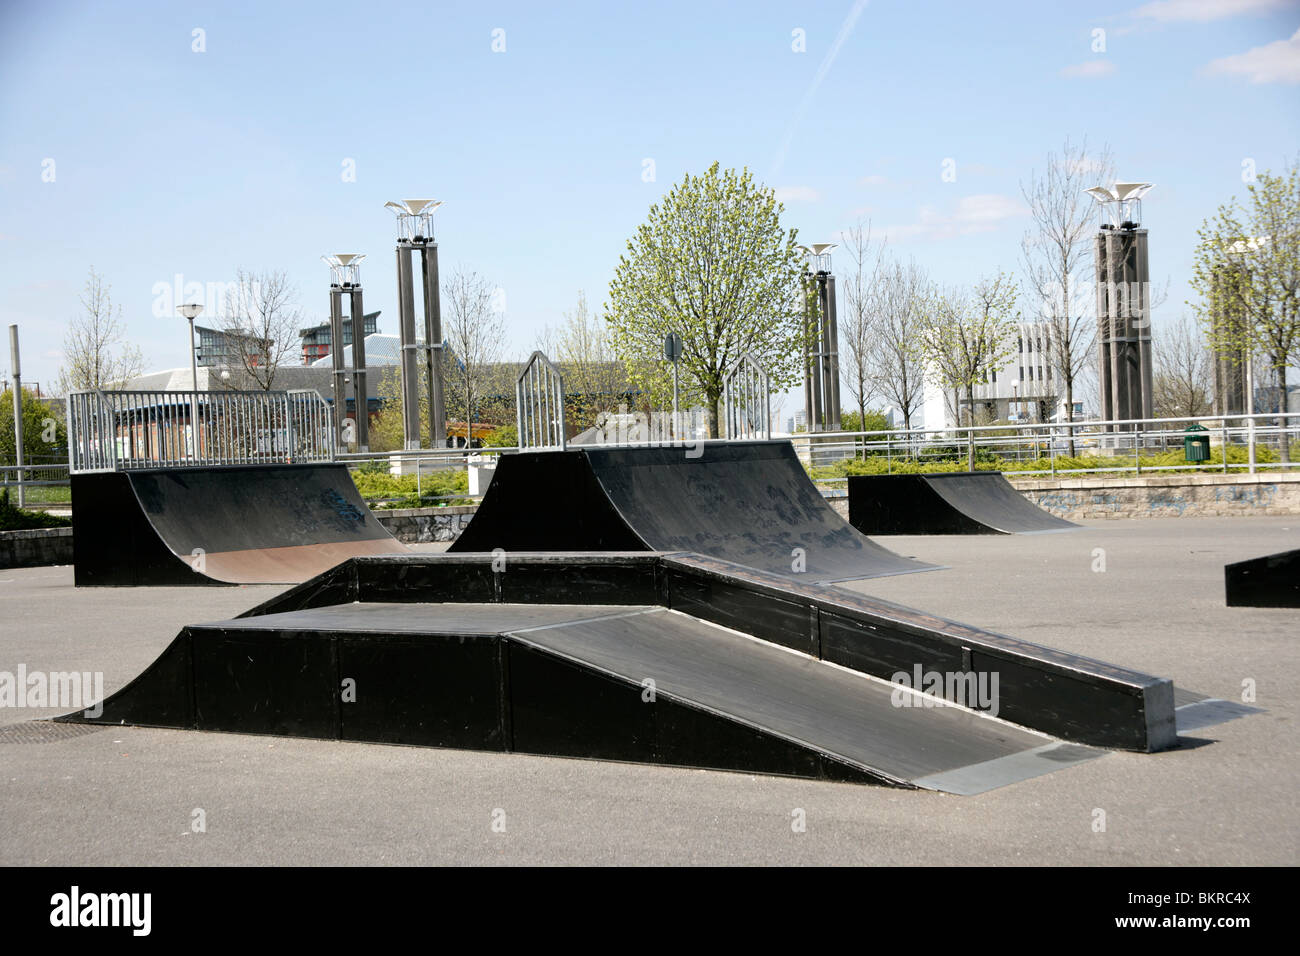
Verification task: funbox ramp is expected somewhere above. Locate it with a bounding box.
[54,551,1259,795]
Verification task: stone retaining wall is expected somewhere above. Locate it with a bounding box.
[1009,472,1300,520]
[375,506,477,544]
[0,527,74,569]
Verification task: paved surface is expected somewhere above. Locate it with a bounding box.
[1,518,1296,865]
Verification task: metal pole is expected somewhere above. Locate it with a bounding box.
[187,317,200,460]
[397,245,420,449]
[1245,351,1257,475]
[672,359,679,443]
[9,326,24,508]
[350,288,369,452]
[422,244,446,449]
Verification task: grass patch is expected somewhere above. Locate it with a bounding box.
[810,443,1289,481]
[0,488,72,530]
[350,466,473,509]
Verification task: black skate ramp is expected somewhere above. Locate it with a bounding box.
[1225,548,1300,608]
[72,463,406,587]
[54,552,1229,794]
[451,441,937,583]
[848,472,1079,535]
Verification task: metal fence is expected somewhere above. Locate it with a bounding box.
[790,411,1300,478]
[66,389,336,474]
[516,352,567,451]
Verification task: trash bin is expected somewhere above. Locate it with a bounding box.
[1184,424,1211,462]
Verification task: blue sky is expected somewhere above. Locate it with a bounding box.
[1,0,1297,400]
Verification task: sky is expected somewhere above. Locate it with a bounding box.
[1,0,1297,411]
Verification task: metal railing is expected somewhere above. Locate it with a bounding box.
[723,353,771,440]
[66,389,336,474]
[516,352,567,451]
[790,411,1300,478]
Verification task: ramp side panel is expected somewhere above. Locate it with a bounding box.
[71,472,224,587]
[848,474,993,535]
[1225,549,1300,608]
[450,451,648,554]
[585,441,936,582]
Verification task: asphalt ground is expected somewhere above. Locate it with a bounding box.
[0,518,1295,866]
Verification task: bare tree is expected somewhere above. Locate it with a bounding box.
[839,219,882,427]
[919,273,1020,469]
[443,267,507,443]
[56,268,145,394]
[1152,315,1213,420]
[1020,137,1115,452]
[866,255,929,431]
[218,269,305,390]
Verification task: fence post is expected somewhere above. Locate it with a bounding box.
[1135,425,1142,476]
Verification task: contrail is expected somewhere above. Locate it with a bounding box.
[767,0,870,182]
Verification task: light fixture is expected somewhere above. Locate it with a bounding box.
[385,199,443,243]
[322,254,366,287]
[1085,182,1154,229]
[178,303,204,319]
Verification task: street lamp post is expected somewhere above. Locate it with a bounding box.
[178,303,204,459]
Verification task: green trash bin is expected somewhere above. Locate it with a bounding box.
[1184,423,1211,462]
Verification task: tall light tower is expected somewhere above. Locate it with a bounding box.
[802,243,842,432]
[1086,182,1154,433]
[385,199,446,450]
[321,254,369,451]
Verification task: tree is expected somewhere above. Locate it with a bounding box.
[1152,316,1213,420]
[1,388,66,465]
[443,267,507,442]
[1020,137,1115,454]
[839,219,882,428]
[865,255,929,431]
[218,269,305,391]
[919,273,1020,470]
[605,163,808,437]
[544,291,633,432]
[1191,157,1299,462]
[55,268,145,394]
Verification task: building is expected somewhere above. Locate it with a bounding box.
[194,325,269,368]
[299,311,381,365]
[923,321,1062,428]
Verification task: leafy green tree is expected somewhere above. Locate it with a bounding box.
[1190,157,1299,462]
[0,388,66,465]
[605,162,808,436]
[919,273,1020,471]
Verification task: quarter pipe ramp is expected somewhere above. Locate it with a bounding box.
[848,472,1079,535]
[72,463,406,586]
[451,441,937,583]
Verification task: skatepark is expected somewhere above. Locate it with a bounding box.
[1,511,1293,866]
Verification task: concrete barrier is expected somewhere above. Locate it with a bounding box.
[0,527,74,569]
[1011,471,1300,520]
[374,505,477,544]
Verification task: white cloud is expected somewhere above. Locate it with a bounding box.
[774,185,820,203]
[859,174,888,185]
[885,194,1025,241]
[1206,28,1300,84]
[1131,0,1288,23]
[1061,60,1117,78]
